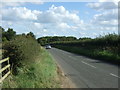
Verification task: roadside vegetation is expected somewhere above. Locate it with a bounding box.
[37,34,120,64]
[0,26,60,88]
[0,25,119,87]
[2,47,59,88]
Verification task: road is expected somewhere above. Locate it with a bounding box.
[48,48,119,88]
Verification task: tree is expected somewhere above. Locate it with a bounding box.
[22,33,26,36]
[27,32,36,39]
[4,28,16,41]
[37,36,78,45]
[0,26,5,32]
[0,26,4,42]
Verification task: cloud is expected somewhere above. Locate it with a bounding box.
[92,9,118,26]
[1,0,43,8]
[2,7,41,21]
[34,23,43,29]
[2,0,42,2]
[87,1,118,28]
[87,2,117,11]
[1,2,24,7]
[36,5,81,24]
[1,3,118,38]
[94,9,117,20]
[1,4,83,35]
[2,5,81,25]
[57,23,70,29]
[99,0,119,5]
[1,5,84,37]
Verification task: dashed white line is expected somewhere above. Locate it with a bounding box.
[81,61,96,68]
[110,73,120,78]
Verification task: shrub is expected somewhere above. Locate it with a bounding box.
[3,35,41,74]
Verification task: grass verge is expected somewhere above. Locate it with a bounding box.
[54,45,120,64]
[2,47,60,88]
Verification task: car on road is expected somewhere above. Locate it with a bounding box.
[45,44,51,49]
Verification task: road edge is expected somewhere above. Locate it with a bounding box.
[56,63,77,88]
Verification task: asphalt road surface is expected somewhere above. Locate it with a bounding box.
[48,48,119,88]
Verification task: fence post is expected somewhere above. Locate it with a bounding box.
[7,57,10,74]
[0,57,10,85]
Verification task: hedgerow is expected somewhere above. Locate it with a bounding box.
[3,35,41,74]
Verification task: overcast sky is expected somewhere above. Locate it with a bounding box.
[0,0,118,38]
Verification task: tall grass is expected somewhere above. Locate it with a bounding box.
[2,47,59,88]
[2,35,60,88]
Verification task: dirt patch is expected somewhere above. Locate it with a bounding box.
[57,65,76,88]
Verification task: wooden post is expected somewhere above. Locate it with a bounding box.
[0,58,10,85]
[7,57,10,73]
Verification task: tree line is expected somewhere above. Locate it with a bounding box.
[37,36,92,46]
[0,26,36,42]
[1,26,86,45]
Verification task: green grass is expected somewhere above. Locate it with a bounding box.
[2,47,60,88]
[54,45,120,64]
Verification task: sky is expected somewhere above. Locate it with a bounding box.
[0,0,119,38]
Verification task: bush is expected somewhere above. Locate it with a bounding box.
[2,48,59,88]
[3,35,41,74]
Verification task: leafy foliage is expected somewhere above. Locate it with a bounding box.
[1,26,36,42]
[52,34,120,64]
[3,35,41,74]
[3,28,16,41]
[37,36,77,46]
[3,48,59,88]
[27,32,36,39]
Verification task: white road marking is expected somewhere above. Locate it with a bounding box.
[110,73,120,78]
[81,61,96,68]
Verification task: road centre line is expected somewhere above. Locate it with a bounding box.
[67,55,97,69]
[67,54,118,78]
[110,73,120,78]
[81,61,97,68]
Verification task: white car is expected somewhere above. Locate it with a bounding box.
[45,45,51,49]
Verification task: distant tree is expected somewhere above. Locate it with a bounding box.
[0,26,4,42]
[0,26,5,32]
[79,37,91,40]
[37,36,77,45]
[0,26,16,42]
[0,26,5,37]
[67,36,77,41]
[27,32,36,39]
[4,28,16,41]
[22,33,26,36]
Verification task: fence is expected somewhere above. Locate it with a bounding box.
[0,57,10,83]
